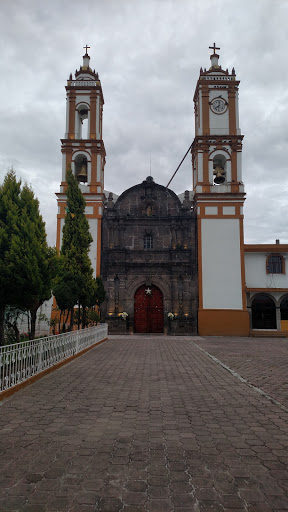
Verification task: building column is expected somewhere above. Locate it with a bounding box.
[276,307,281,330]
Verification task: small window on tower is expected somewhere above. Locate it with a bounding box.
[267,254,284,274]
[144,234,153,249]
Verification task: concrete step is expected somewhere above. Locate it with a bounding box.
[250,329,287,338]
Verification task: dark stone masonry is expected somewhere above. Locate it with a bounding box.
[101,177,198,335]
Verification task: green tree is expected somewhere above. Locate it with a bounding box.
[78,276,106,328]
[0,171,57,343]
[83,277,106,327]
[54,168,94,330]
[95,276,106,308]
[4,307,23,343]
[0,171,25,344]
[53,270,85,330]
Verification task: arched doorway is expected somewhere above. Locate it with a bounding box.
[251,294,276,329]
[134,285,164,333]
[280,295,288,321]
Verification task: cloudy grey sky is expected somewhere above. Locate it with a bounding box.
[0,0,287,246]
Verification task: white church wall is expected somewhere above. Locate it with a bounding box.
[197,152,203,182]
[16,297,53,338]
[201,218,243,309]
[97,155,101,182]
[76,95,90,105]
[198,89,202,135]
[235,93,240,135]
[237,151,242,182]
[88,218,98,277]
[96,96,100,138]
[61,153,66,181]
[245,252,288,289]
[59,217,65,249]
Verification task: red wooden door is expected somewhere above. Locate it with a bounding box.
[134,285,164,333]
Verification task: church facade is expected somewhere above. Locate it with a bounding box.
[101,179,197,335]
[55,47,288,336]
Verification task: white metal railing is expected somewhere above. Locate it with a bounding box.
[0,324,108,393]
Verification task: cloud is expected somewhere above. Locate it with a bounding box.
[0,0,287,246]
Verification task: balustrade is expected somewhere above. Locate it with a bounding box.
[70,80,98,87]
[0,325,108,392]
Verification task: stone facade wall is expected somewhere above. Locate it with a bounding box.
[101,177,198,334]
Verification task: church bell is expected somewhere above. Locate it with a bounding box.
[77,158,88,183]
[213,165,225,185]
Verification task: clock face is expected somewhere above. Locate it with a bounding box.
[211,98,227,114]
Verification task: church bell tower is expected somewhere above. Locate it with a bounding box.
[192,44,249,335]
[56,47,105,277]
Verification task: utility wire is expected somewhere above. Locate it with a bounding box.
[166,143,192,188]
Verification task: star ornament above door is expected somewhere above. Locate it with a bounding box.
[145,287,152,295]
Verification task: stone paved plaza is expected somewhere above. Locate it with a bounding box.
[1,335,288,512]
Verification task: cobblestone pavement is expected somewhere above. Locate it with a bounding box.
[0,335,288,512]
[195,337,288,409]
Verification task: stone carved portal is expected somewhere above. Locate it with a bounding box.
[134,285,164,333]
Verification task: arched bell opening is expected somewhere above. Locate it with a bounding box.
[213,154,226,185]
[134,285,164,333]
[74,154,88,184]
[75,103,89,140]
[81,115,89,139]
[251,293,276,329]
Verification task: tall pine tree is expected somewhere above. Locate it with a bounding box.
[0,171,57,343]
[54,168,94,330]
[0,171,22,344]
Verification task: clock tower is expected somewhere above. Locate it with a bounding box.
[56,47,105,277]
[192,44,249,335]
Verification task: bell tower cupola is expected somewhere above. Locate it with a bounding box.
[192,45,249,336]
[192,42,243,193]
[61,45,105,189]
[56,47,106,277]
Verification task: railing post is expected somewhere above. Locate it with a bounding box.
[38,340,43,372]
[75,331,80,354]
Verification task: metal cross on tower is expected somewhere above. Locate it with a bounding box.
[83,44,90,54]
[209,42,220,54]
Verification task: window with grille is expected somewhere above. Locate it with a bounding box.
[267,254,284,274]
[144,234,153,249]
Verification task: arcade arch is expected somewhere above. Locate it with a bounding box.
[251,293,276,329]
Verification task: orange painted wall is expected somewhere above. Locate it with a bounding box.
[198,309,250,336]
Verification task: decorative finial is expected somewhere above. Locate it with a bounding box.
[209,42,220,55]
[83,44,90,55]
[209,43,221,69]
